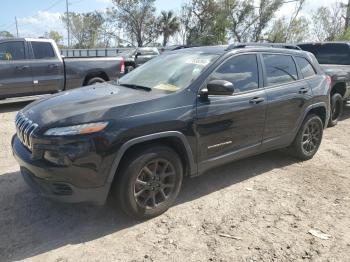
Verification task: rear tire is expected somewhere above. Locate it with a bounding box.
[113,146,183,220]
[290,114,323,160]
[328,93,343,127]
[86,77,105,86]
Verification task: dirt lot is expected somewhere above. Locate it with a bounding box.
[0,101,349,262]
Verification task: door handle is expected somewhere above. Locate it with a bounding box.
[299,87,309,94]
[16,65,29,70]
[249,97,265,104]
[48,64,59,69]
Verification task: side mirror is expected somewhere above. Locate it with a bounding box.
[206,80,235,96]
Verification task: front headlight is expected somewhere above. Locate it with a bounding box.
[44,122,109,136]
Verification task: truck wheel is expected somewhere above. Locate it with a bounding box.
[328,93,343,127]
[290,114,323,161]
[86,77,105,86]
[113,146,183,220]
[125,66,134,74]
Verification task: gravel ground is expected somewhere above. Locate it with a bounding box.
[0,101,349,262]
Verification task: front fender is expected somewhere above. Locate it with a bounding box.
[106,131,197,184]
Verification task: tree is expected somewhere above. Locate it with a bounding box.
[98,10,123,48]
[157,11,180,47]
[312,3,345,41]
[282,0,306,42]
[109,0,158,47]
[175,5,192,45]
[185,0,227,45]
[251,0,284,41]
[61,12,104,48]
[44,31,63,47]
[226,0,283,42]
[226,0,257,42]
[265,0,308,43]
[266,16,310,43]
[0,31,13,39]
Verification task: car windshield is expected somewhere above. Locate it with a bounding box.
[298,43,350,65]
[118,52,219,92]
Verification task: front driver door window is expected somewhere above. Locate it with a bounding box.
[210,54,259,93]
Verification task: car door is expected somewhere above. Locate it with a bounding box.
[0,41,33,98]
[261,53,313,148]
[195,53,267,172]
[29,41,64,94]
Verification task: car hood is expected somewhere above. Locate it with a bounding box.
[22,82,165,128]
[320,64,350,81]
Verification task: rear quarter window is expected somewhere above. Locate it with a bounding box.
[295,57,316,78]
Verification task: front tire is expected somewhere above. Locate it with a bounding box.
[328,93,343,127]
[290,114,323,160]
[113,146,183,220]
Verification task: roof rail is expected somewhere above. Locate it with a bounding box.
[226,43,301,51]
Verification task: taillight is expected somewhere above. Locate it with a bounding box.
[120,58,125,74]
[326,75,332,86]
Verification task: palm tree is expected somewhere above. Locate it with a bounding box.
[158,11,180,47]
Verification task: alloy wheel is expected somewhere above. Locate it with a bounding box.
[302,120,322,155]
[133,159,176,209]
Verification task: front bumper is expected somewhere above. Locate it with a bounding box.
[12,135,110,205]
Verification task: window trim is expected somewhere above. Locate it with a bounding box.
[294,56,317,80]
[199,52,263,97]
[260,52,300,89]
[29,41,57,60]
[0,40,27,61]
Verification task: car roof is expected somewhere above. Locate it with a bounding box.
[176,45,306,56]
[228,42,301,50]
[0,37,55,43]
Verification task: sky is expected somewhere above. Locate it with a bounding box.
[0,0,347,43]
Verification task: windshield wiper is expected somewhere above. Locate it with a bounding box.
[118,83,152,91]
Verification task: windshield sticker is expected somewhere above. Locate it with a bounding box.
[153,83,180,92]
[186,58,211,66]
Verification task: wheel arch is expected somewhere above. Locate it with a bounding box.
[106,131,197,184]
[83,71,109,86]
[304,103,329,128]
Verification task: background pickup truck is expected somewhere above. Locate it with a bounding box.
[298,42,350,126]
[0,38,125,100]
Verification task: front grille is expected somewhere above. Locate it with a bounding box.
[15,112,39,151]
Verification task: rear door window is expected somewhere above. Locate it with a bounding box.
[263,54,298,86]
[0,41,25,60]
[210,54,259,93]
[295,56,316,78]
[30,41,56,59]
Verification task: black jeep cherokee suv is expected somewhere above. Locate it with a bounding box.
[12,46,330,219]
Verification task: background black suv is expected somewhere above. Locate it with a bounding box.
[12,46,330,219]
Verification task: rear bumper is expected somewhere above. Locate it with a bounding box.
[12,135,110,205]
